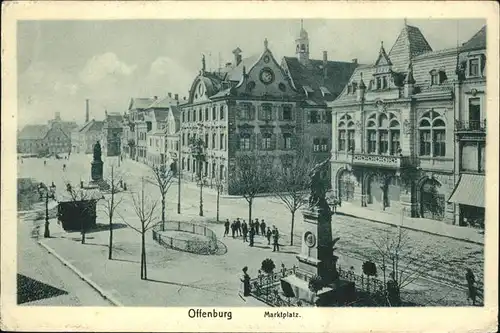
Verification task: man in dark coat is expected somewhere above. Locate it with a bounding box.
[236,218,242,236]
[224,219,230,237]
[249,227,255,247]
[254,218,260,235]
[260,219,266,235]
[266,227,272,245]
[231,220,236,238]
[272,227,280,252]
[242,220,248,242]
[466,268,477,305]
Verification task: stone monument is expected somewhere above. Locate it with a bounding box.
[91,141,104,182]
[281,154,355,306]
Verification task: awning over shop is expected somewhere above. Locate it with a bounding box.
[448,174,485,208]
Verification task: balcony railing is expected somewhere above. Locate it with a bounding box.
[455,120,486,132]
[333,151,415,169]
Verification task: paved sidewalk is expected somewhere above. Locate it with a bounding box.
[336,202,484,245]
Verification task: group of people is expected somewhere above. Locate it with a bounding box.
[224,218,281,252]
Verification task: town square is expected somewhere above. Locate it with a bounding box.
[14,17,487,308]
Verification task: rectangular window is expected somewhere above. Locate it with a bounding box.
[220,134,225,150]
[198,109,202,121]
[187,158,190,171]
[338,130,346,151]
[204,134,209,148]
[205,108,209,121]
[262,134,272,150]
[204,161,208,176]
[313,138,320,152]
[469,98,481,129]
[431,72,439,85]
[262,105,272,120]
[382,76,387,89]
[241,104,251,120]
[376,77,381,90]
[193,110,196,122]
[347,130,355,152]
[390,131,400,155]
[469,58,479,77]
[182,112,185,123]
[283,106,292,120]
[367,130,377,153]
[212,162,216,178]
[309,111,318,123]
[220,165,225,180]
[220,106,225,120]
[326,110,332,124]
[320,138,328,152]
[433,130,446,157]
[379,130,388,154]
[240,135,251,151]
[283,134,292,149]
[419,130,431,156]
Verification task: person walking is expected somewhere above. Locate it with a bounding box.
[223,219,230,237]
[242,220,248,242]
[266,227,272,245]
[44,160,47,166]
[466,268,477,305]
[249,226,255,247]
[260,219,266,235]
[254,218,260,235]
[63,164,66,171]
[240,266,251,297]
[272,226,280,252]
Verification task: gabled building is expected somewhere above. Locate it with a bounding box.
[179,23,358,194]
[123,97,156,161]
[448,25,486,228]
[329,22,463,224]
[72,119,104,154]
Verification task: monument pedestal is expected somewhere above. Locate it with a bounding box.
[281,206,356,306]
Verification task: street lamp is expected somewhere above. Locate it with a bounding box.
[189,134,206,217]
[37,182,57,238]
[170,150,181,214]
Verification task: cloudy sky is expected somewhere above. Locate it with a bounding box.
[17,18,485,127]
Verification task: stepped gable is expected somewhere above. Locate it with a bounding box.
[460,25,486,52]
[283,56,359,105]
[388,24,433,72]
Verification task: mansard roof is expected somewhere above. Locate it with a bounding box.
[460,25,486,52]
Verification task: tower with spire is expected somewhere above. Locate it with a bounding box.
[295,19,310,65]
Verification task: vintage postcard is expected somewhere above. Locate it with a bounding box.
[1,1,498,332]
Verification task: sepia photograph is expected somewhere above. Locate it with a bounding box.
[1,1,498,332]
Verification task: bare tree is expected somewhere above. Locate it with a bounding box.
[101,165,124,259]
[147,163,174,231]
[368,225,452,306]
[229,151,273,225]
[270,154,313,245]
[120,177,158,280]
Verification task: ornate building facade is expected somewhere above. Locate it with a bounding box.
[449,26,486,227]
[329,23,464,224]
[179,24,358,194]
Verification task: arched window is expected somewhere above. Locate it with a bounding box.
[338,114,355,152]
[390,120,401,155]
[366,112,401,155]
[419,111,446,157]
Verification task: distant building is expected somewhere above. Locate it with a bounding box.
[124,97,156,161]
[18,112,77,155]
[449,26,486,228]
[329,22,474,225]
[101,111,123,157]
[72,119,104,154]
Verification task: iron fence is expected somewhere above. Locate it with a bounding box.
[152,221,218,255]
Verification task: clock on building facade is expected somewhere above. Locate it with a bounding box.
[259,67,275,85]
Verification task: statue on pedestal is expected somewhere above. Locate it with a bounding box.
[308,154,331,210]
[91,141,104,183]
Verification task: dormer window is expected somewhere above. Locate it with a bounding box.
[347,85,352,94]
[376,77,381,90]
[382,76,387,89]
[430,70,439,85]
[303,85,314,97]
[319,86,331,97]
[352,82,357,93]
[469,58,480,77]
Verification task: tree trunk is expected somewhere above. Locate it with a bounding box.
[290,211,295,246]
[108,213,113,259]
[140,230,145,279]
[142,231,147,280]
[161,195,165,231]
[248,198,253,225]
[216,186,220,222]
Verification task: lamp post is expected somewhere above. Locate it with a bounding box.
[38,182,57,238]
[170,150,181,214]
[189,133,206,217]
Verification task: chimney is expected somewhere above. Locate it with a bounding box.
[323,51,328,80]
[85,99,89,123]
[168,93,172,98]
[154,96,158,100]
[352,58,358,65]
[236,54,242,66]
[174,94,179,100]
